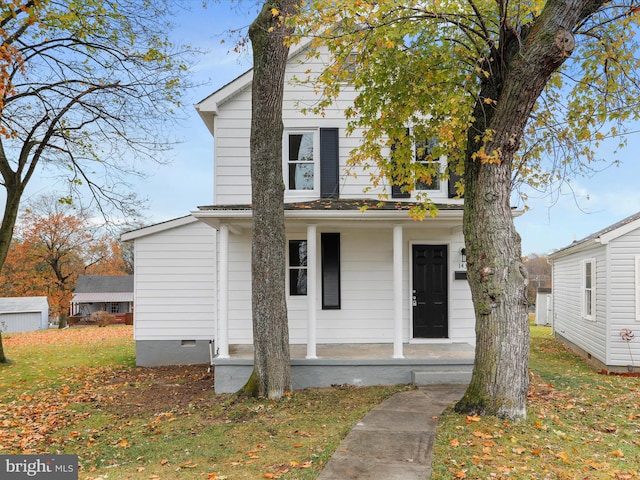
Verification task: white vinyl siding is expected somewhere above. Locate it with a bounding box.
[552,247,607,365]
[219,225,474,346]
[207,45,462,207]
[606,228,640,365]
[133,219,217,341]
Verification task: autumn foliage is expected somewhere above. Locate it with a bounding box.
[0,204,129,319]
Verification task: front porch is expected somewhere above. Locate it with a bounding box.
[213,343,475,393]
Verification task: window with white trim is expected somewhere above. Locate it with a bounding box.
[288,240,308,296]
[285,131,318,194]
[415,138,441,191]
[582,258,596,320]
[110,303,120,314]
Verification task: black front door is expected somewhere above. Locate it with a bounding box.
[412,245,448,338]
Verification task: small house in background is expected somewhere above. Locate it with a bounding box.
[549,211,640,373]
[0,296,49,333]
[70,275,134,325]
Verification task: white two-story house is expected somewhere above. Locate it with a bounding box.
[122,43,476,393]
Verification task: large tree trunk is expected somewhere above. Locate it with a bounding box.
[0,332,6,363]
[0,167,27,363]
[455,0,604,420]
[246,1,297,399]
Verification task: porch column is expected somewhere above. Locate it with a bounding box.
[393,224,404,358]
[306,224,317,359]
[218,224,230,358]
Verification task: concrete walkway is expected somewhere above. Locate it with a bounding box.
[316,384,467,480]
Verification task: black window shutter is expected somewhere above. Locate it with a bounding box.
[391,128,411,198]
[321,233,341,309]
[320,128,339,198]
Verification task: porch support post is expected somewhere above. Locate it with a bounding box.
[218,224,230,358]
[306,223,317,359]
[393,224,404,358]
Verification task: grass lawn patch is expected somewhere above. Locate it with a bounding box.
[431,325,640,479]
[0,326,406,479]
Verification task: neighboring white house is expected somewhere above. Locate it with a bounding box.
[123,42,480,392]
[0,297,49,333]
[549,211,640,373]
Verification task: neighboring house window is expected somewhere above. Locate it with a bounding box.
[286,131,317,192]
[110,303,120,314]
[415,138,440,191]
[636,255,640,322]
[321,233,341,309]
[289,240,308,295]
[582,258,596,320]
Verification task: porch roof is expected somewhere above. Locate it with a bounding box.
[193,199,466,230]
[71,292,134,303]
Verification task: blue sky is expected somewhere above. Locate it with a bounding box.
[20,2,640,256]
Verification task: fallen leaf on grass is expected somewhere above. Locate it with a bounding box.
[466,415,481,423]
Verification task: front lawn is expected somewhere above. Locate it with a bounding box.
[2,324,638,479]
[431,325,640,479]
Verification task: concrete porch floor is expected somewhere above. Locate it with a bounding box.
[227,342,476,360]
[214,343,476,393]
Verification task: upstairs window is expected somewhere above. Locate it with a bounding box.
[582,258,596,320]
[390,130,443,197]
[415,138,441,191]
[286,132,317,192]
[289,240,308,296]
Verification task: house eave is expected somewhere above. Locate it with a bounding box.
[548,238,600,260]
[194,38,315,138]
[121,215,197,242]
[192,205,465,229]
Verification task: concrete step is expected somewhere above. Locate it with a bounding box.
[411,369,472,385]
